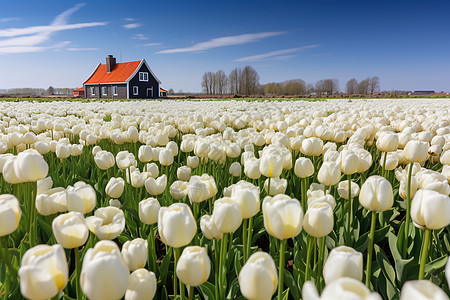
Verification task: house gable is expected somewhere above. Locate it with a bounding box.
[127,60,160,99]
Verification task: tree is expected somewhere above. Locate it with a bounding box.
[240,66,260,95]
[346,78,359,95]
[201,72,215,94]
[368,76,380,94]
[229,68,241,94]
[283,79,306,95]
[168,88,174,95]
[315,79,339,95]
[46,86,55,95]
[215,70,228,95]
[357,78,370,95]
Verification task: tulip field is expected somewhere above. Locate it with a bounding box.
[0,98,449,300]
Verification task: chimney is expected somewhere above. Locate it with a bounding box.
[106,55,116,73]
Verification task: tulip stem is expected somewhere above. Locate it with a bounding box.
[174,247,180,297]
[346,174,353,245]
[29,182,37,247]
[317,236,325,292]
[0,236,17,278]
[219,233,229,299]
[382,151,387,179]
[305,235,314,281]
[402,162,414,258]
[213,239,219,300]
[277,239,286,300]
[418,229,431,280]
[366,211,377,288]
[242,218,248,263]
[147,224,158,274]
[74,247,82,300]
[246,216,253,262]
[189,285,194,300]
[301,177,307,210]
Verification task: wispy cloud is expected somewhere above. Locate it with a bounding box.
[124,18,136,22]
[0,3,106,54]
[132,34,148,40]
[123,23,141,29]
[144,42,162,47]
[0,18,21,23]
[157,31,286,54]
[234,45,320,62]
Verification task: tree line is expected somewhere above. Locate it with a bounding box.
[201,66,260,95]
[201,66,381,96]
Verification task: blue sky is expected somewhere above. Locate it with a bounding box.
[1,0,449,92]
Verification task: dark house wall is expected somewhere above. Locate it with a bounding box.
[85,84,127,99]
[128,64,159,99]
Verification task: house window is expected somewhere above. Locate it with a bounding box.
[139,72,149,82]
[90,87,95,95]
[133,86,139,95]
[102,86,107,96]
[113,86,118,96]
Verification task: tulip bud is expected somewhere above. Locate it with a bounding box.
[339,149,359,175]
[400,280,448,300]
[145,163,159,178]
[232,183,260,219]
[303,202,333,237]
[0,194,21,237]
[180,139,195,153]
[264,177,287,196]
[229,161,242,177]
[158,203,196,248]
[212,197,243,233]
[303,277,382,300]
[37,176,53,195]
[15,149,48,182]
[244,157,261,179]
[323,246,363,284]
[176,246,211,286]
[259,153,283,178]
[403,140,429,163]
[263,194,303,240]
[56,143,71,159]
[85,206,125,240]
[19,244,68,300]
[239,252,278,300]
[94,150,115,170]
[145,174,167,196]
[105,177,125,198]
[337,180,360,200]
[116,150,136,170]
[294,157,314,178]
[200,214,223,240]
[411,189,450,230]
[376,132,399,152]
[177,166,191,181]
[300,137,323,156]
[109,199,121,208]
[122,238,148,271]
[36,187,68,216]
[66,184,97,215]
[125,269,157,300]
[359,176,393,212]
[138,145,153,162]
[187,155,199,169]
[138,197,161,225]
[80,240,129,300]
[317,161,341,186]
[52,211,89,249]
[159,148,174,166]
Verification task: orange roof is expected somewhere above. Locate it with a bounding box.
[160,88,167,92]
[74,87,84,92]
[84,61,141,84]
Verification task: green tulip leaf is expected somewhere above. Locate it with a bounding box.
[197,281,216,300]
[234,251,242,276]
[226,277,241,300]
[283,269,300,300]
[394,256,414,285]
[375,245,396,285]
[425,255,448,274]
[159,247,173,285]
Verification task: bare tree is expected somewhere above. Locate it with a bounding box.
[357,78,370,95]
[368,76,380,94]
[215,70,228,95]
[240,66,260,95]
[201,72,215,94]
[229,68,241,94]
[306,83,315,94]
[315,79,339,95]
[346,78,359,95]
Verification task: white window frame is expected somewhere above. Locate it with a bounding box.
[113,86,118,96]
[139,72,149,82]
[133,86,139,95]
[90,87,95,95]
[102,86,107,96]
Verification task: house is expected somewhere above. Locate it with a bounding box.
[159,88,167,97]
[412,90,435,95]
[83,55,161,99]
[72,87,85,97]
